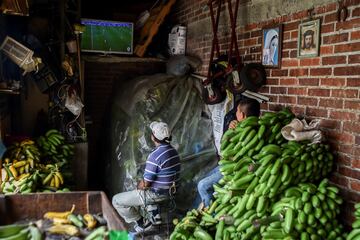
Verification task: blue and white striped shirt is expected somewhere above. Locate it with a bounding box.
[144,143,180,190]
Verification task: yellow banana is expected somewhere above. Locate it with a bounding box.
[14,148,21,159]
[54,172,64,185]
[24,163,30,173]
[9,166,18,179]
[25,149,34,160]
[18,173,30,180]
[42,172,54,186]
[52,217,71,225]
[28,158,34,168]
[83,214,97,229]
[44,204,75,219]
[54,174,60,188]
[18,166,25,175]
[47,224,79,236]
[13,160,27,168]
[20,139,35,146]
[3,170,9,182]
[50,176,55,187]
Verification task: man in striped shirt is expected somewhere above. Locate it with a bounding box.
[112,121,180,232]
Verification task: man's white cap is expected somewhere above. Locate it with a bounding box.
[150,121,171,141]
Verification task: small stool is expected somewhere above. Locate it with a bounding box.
[140,184,177,238]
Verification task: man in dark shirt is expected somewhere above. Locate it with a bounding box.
[112,121,180,232]
[193,98,260,208]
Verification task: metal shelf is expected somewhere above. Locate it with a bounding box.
[0,89,20,95]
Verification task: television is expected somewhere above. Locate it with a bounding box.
[80,19,133,55]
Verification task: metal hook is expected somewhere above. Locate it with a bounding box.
[307,7,315,20]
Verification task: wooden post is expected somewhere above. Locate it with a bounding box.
[0,157,2,189]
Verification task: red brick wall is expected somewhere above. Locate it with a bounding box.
[173,0,360,223]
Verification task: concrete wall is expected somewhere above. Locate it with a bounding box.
[172,0,360,224]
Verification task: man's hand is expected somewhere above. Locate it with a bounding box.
[229,120,239,129]
[137,180,145,190]
[137,179,151,190]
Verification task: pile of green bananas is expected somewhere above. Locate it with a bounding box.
[171,109,342,240]
[0,224,41,240]
[347,203,360,240]
[257,179,346,240]
[37,129,74,163]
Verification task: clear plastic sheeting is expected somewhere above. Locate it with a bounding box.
[105,74,217,210]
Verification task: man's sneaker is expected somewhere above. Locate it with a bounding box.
[134,218,153,233]
[151,213,162,225]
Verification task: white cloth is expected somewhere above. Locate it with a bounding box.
[281,118,323,144]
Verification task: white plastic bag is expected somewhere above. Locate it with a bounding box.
[65,89,84,116]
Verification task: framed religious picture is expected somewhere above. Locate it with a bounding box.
[262,24,282,68]
[297,19,321,58]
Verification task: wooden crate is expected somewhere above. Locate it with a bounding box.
[0,191,126,230]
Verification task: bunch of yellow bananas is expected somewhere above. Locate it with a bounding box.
[2,158,36,182]
[43,205,108,238]
[41,166,64,189]
[4,139,41,165]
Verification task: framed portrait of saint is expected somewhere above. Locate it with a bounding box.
[262,24,282,68]
[297,19,321,58]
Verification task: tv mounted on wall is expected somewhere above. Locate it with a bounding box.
[80,19,133,55]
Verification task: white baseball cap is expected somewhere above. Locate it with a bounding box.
[150,121,171,141]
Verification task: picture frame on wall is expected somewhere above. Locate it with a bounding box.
[262,24,282,68]
[297,19,321,58]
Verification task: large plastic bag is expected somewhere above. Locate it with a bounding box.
[281,118,323,143]
[105,74,217,210]
[166,55,202,77]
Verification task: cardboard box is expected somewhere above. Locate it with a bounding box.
[168,25,186,55]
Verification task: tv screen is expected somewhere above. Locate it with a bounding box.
[80,19,133,55]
